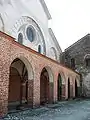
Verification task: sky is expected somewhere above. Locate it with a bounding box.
[45,0,90,51]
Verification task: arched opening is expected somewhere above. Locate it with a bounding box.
[57,74,62,101]
[84,54,90,67]
[70,58,75,69]
[68,78,70,99]
[50,47,57,61]
[75,79,78,97]
[40,67,53,105]
[38,45,42,54]
[18,33,23,44]
[8,58,33,110]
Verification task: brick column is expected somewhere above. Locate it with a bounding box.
[70,85,73,98]
[49,82,54,103]
[65,77,68,99]
[33,72,40,107]
[73,79,75,98]
[28,80,33,107]
[53,74,57,103]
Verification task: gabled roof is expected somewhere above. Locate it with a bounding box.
[39,0,52,20]
[65,34,90,51]
[48,28,62,52]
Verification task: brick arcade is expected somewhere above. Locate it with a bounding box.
[0,32,80,116]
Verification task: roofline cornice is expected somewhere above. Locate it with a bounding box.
[48,28,62,52]
[39,0,52,20]
[65,33,90,51]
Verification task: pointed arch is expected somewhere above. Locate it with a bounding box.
[40,66,54,104]
[8,55,34,110]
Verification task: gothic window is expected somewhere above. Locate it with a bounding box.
[26,27,34,42]
[86,59,90,67]
[71,58,75,69]
[38,45,41,53]
[50,47,57,60]
[18,33,23,44]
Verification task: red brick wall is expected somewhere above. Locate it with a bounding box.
[28,80,33,107]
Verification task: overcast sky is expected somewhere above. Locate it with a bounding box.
[45,0,90,51]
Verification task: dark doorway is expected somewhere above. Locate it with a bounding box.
[57,74,62,101]
[68,78,70,99]
[8,58,28,110]
[75,80,78,97]
[40,68,49,105]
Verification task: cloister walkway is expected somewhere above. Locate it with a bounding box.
[4,99,90,120]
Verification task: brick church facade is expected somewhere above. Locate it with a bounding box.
[61,34,90,98]
[0,0,80,117]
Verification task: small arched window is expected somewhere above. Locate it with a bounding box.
[84,54,90,67]
[18,33,23,44]
[38,45,41,53]
[86,59,90,67]
[71,58,75,69]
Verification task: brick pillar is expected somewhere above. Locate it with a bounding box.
[49,82,54,103]
[65,78,68,99]
[33,72,40,107]
[53,74,57,103]
[70,85,73,98]
[28,80,33,107]
[73,79,75,98]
